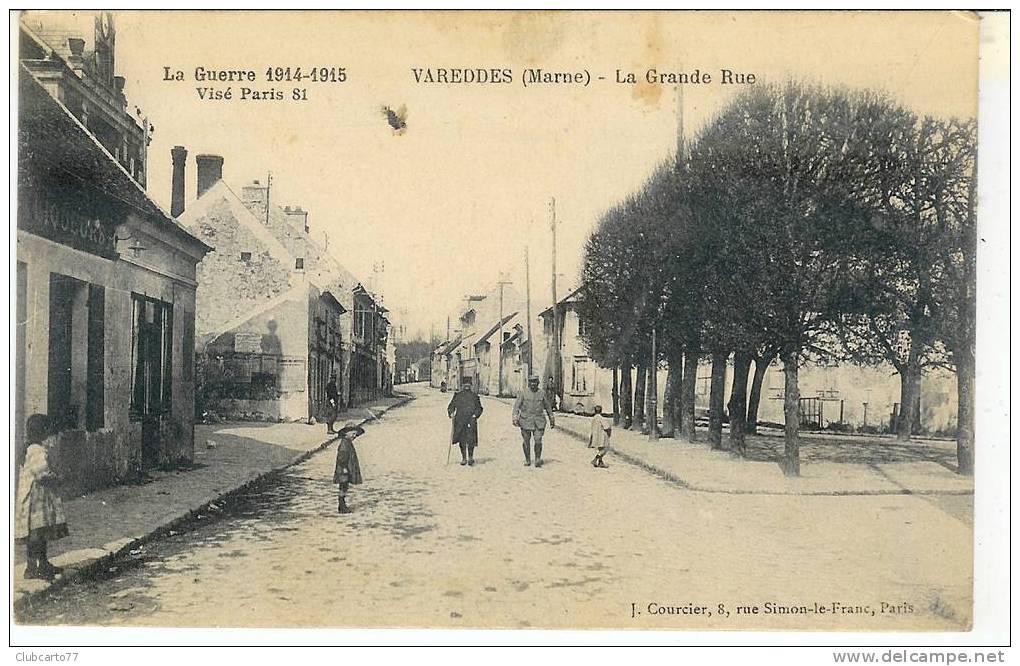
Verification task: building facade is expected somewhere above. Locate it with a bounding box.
[178,163,388,421]
[17,19,210,494]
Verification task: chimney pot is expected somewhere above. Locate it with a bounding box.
[195,154,224,198]
[170,145,187,217]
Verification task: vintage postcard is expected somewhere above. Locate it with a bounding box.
[9,9,1008,642]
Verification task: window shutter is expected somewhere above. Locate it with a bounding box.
[86,284,105,431]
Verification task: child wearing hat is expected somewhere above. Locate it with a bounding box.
[333,423,365,514]
[588,405,611,468]
[16,414,70,580]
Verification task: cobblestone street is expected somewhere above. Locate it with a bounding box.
[19,386,972,631]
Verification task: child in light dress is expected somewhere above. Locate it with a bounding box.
[16,414,69,580]
[588,405,611,468]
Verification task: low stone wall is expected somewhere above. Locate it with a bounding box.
[50,423,142,496]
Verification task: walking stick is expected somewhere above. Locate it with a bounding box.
[446,415,454,466]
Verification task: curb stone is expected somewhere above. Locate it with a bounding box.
[12,394,414,615]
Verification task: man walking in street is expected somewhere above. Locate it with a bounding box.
[326,372,341,434]
[546,374,559,412]
[513,375,556,467]
[447,376,483,466]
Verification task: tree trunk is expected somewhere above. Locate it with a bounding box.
[633,364,647,430]
[680,346,699,440]
[620,365,633,429]
[896,361,920,441]
[611,366,620,426]
[955,162,977,474]
[708,351,727,449]
[782,350,800,476]
[746,357,770,435]
[956,345,975,475]
[727,352,752,455]
[661,351,681,438]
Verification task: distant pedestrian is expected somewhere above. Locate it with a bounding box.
[16,414,69,580]
[440,380,448,393]
[513,375,556,467]
[447,376,483,466]
[546,375,559,412]
[326,373,341,434]
[589,405,611,468]
[333,423,365,514]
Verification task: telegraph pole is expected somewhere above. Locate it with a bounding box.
[549,198,560,405]
[525,245,533,377]
[264,172,273,225]
[495,272,512,396]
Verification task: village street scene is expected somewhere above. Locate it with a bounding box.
[13,11,988,635]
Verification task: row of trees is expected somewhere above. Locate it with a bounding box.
[576,82,976,476]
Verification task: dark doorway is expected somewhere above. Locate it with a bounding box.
[131,294,173,469]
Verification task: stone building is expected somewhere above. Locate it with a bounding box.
[472,312,519,396]
[539,287,959,432]
[17,16,210,494]
[430,284,523,393]
[497,322,529,398]
[177,163,388,421]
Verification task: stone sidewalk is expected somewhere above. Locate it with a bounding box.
[13,393,413,608]
[483,394,973,497]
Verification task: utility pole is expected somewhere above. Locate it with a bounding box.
[495,272,512,396]
[549,197,560,406]
[264,172,273,225]
[649,327,659,440]
[525,245,533,377]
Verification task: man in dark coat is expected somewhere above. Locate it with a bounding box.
[447,376,483,466]
[325,373,341,434]
[333,423,365,514]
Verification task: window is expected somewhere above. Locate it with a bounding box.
[130,294,173,418]
[571,357,591,393]
[240,251,252,262]
[295,257,305,270]
[577,316,588,338]
[48,275,105,431]
[543,316,553,336]
[355,309,368,340]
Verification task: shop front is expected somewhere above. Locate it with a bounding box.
[16,70,210,493]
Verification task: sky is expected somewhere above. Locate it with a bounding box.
[23,11,979,340]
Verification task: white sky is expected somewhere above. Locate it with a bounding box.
[31,11,978,339]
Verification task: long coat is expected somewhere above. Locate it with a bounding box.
[15,442,69,542]
[447,389,483,446]
[333,435,364,485]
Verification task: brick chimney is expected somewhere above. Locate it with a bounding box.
[170,146,187,217]
[195,154,223,198]
[284,206,309,234]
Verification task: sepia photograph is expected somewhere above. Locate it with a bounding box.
[7,8,1010,647]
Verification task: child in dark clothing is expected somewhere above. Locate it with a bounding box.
[333,423,366,514]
